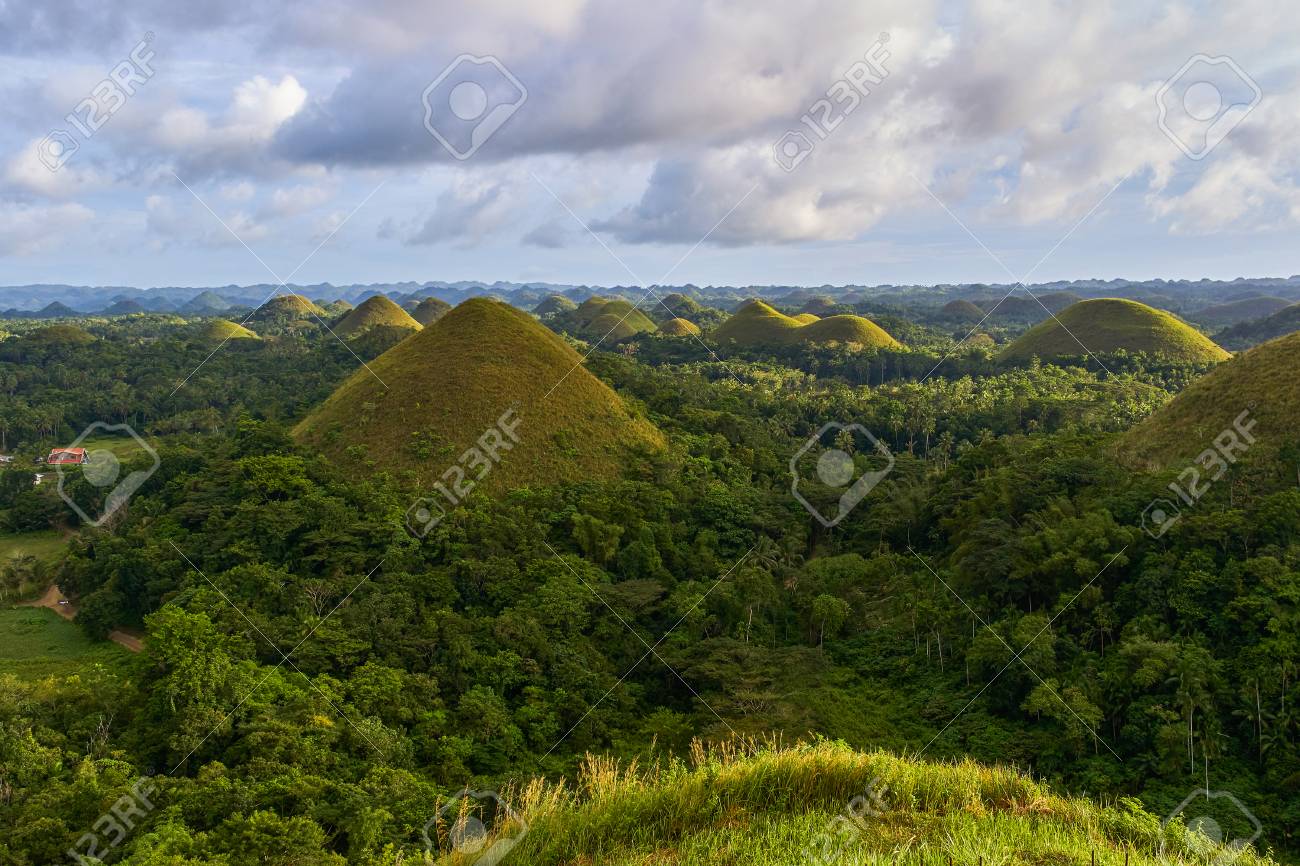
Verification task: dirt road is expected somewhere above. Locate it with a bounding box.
[19,585,144,653]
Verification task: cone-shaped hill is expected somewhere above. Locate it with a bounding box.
[791,313,821,325]
[657,317,702,336]
[293,299,666,491]
[564,297,657,340]
[998,299,1229,363]
[334,295,421,338]
[533,294,578,317]
[941,299,985,321]
[1189,296,1291,329]
[712,300,899,349]
[194,319,259,343]
[249,294,325,322]
[410,296,452,326]
[1118,330,1300,469]
[1215,302,1300,349]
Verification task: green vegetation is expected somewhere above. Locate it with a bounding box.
[1120,329,1300,470]
[21,323,96,346]
[293,298,666,490]
[942,298,985,320]
[557,296,659,341]
[1216,302,1300,349]
[0,606,129,679]
[192,318,259,343]
[658,317,702,336]
[713,300,900,349]
[999,299,1230,363]
[333,295,422,338]
[533,294,578,317]
[248,293,325,322]
[410,296,452,325]
[792,312,821,324]
[0,530,67,563]
[1190,296,1292,329]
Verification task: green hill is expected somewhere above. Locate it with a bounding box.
[21,324,95,346]
[657,292,704,319]
[1189,296,1291,329]
[998,299,1229,363]
[293,298,665,491]
[194,319,259,343]
[713,300,899,349]
[562,297,657,340]
[456,740,1272,866]
[799,296,842,316]
[533,294,578,317]
[1215,302,1300,349]
[1119,329,1300,469]
[791,312,821,325]
[249,293,325,322]
[657,317,702,336]
[942,299,985,321]
[319,298,353,317]
[410,296,452,325]
[333,295,421,338]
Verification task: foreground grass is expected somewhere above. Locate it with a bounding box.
[0,529,68,563]
[427,740,1277,866]
[0,606,129,679]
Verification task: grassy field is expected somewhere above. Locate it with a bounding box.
[433,740,1277,866]
[0,606,130,679]
[0,529,68,563]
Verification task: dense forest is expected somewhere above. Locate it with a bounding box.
[1,305,1297,865]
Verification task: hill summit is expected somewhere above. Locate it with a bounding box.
[712,300,899,349]
[410,296,452,325]
[334,295,421,338]
[293,298,665,491]
[998,299,1229,363]
[1119,329,1300,469]
[249,293,324,321]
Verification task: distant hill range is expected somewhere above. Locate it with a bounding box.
[4,276,1300,319]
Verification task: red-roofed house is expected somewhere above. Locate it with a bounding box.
[47,447,89,465]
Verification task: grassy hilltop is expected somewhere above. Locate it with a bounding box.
[999,299,1229,363]
[293,298,665,490]
[447,740,1274,866]
[334,295,422,338]
[712,300,900,349]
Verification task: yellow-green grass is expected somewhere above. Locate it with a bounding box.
[450,740,1274,866]
[659,292,705,318]
[293,298,665,491]
[792,312,821,324]
[249,293,325,321]
[411,296,453,325]
[713,301,899,349]
[571,297,657,338]
[658,317,703,336]
[193,318,259,343]
[1119,329,1300,469]
[0,530,68,564]
[533,295,578,317]
[0,607,129,680]
[334,295,422,338]
[998,299,1229,363]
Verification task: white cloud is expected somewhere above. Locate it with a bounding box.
[0,202,94,255]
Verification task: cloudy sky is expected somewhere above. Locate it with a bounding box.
[2,0,1297,289]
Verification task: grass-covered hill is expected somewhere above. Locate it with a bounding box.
[333,295,421,338]
[193,319,259,343]
[1189,296,1292,329]
[248,293,325,322]
[534,294,579,317]
[409,296,452,326]
[792,312,821,324]
[450,740,1273,866]
[712,300,899,349]
[798,295,844,316]
[942,298,985,321]
[560,296,658,341]
[1119,329,1300,469]
[998,299,1230,363]
[1215,302,1300,349]
[293,298,665,490]
[20,324,96,346]
[657,316,702,336]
